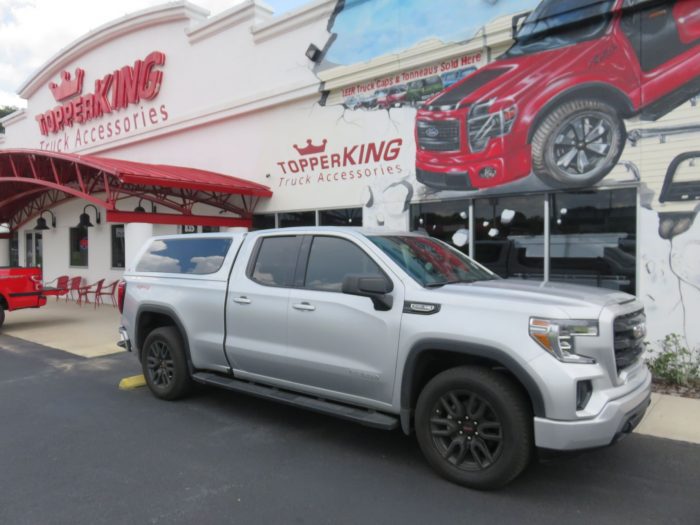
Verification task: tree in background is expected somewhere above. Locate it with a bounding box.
[0,106,19,133]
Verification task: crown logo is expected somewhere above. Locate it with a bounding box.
[293,139,328,156]
[48,68,85,102]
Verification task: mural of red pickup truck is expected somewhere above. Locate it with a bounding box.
[415,0,700,191]
[0,267,48,327]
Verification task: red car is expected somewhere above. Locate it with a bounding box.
[377,85,408,109]
[415,0,700,191]
[0,267,48,327]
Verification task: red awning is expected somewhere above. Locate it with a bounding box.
[0,149,272,229]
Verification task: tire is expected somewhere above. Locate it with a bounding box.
[531,98,626,188]
[415,366,533,490]
[0,306,5,328]
[141,326,193,400]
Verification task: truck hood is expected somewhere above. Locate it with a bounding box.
[433,278,636,318]
[424,40,599,111]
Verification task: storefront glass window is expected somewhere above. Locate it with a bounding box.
[10,232,19,267]
[252,214,276,230]
[279,211,316,228]
[70,227,89,267]
[549,188,636,293]
[111,225,125,269]
[410,199,471,255]
[474,196,545,280]
[318,208,363,226]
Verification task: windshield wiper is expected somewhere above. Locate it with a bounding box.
[424,279,475,288]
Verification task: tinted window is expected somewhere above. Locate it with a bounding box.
[305,237,383,292]
[111,225,125,269]
[69,227,88,267]
[279,211,315,228]
[252,214,276,230]
[319,208,363,226]
[251,236,300,286]
[136,238,232,274]
[549,188,636,293]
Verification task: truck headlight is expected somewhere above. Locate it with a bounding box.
[529,318,598,364]
[468,99,518,152]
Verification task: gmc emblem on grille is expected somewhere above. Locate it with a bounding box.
[632,323,646,339]
[425,126,440,138]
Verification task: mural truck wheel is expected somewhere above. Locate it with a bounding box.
[531,99,626,188]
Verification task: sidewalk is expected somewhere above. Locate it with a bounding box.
[636,393,700,444]
[1,299,122,358]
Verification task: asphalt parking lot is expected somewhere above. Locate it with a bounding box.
[1,334,699,525]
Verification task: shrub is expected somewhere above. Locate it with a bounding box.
[645,334,700,387]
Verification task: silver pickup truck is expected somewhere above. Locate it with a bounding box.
[118,227,651,489]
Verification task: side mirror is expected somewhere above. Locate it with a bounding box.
[511,11,531,39]
[342,274,394,311]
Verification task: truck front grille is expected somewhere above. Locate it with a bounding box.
[613,310,646,372]
[417,120,460,152]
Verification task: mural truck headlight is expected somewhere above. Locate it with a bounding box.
[467,99,518,153]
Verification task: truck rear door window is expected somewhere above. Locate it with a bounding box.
[249,236,301,286]
[136,238,232,274]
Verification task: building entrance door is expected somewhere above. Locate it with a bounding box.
[25,231,43,268]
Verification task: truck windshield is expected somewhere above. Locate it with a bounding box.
[368,235,498,287]
[506,0,614,57]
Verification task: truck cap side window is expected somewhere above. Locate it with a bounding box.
[303,236,385,292]
[249,236,301,287]
[136,238,232,274]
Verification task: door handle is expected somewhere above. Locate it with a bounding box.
[233,296,251,305]
[292,302,316,312]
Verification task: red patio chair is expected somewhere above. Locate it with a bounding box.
[77,279,104,307]
[66,276,83,302]
[44,275,70,301]
[95,280,119,307]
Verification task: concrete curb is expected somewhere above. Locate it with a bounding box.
[635,393,700,444]
[119,374,146,390]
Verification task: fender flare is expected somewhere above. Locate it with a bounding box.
[526,82,635,143]
[399,339,546,434]
[135,304,195,374]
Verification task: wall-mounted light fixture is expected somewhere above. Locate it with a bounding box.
[35,210,57,231]
[134,198,156,213]
[305,43,322,63]
[77,204,101,228]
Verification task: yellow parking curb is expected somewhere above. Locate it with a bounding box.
[119,374,146,390]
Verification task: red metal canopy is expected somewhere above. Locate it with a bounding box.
[0,149,272,230]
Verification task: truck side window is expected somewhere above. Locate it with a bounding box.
[250,236,300,287]
[304,236,383,292]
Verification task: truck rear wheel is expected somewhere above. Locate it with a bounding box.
[141,326,192,400]
[531,98,626,188]
[415,366,532,490]
[0,305,5,328]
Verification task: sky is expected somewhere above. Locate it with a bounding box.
[0,0,308,108]
[324,0,535,65]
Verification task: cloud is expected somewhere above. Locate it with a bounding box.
[0,0,307,107]
[190,255,225,274]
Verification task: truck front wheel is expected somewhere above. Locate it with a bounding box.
[415,366,533,490]
[0,305,5,328]
[531,98,626,188]
[141,326,192,400]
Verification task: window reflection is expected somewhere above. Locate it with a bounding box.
[549,189,636,293]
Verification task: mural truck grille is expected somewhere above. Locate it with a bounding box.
[417,120,460,152]
[613,310,646,373]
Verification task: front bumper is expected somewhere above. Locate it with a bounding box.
[533,365,652,450]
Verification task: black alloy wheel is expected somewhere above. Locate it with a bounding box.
[146,340,175,389]
[141,326,192,400]
[430,390,503,471]
[415,366,533,490]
